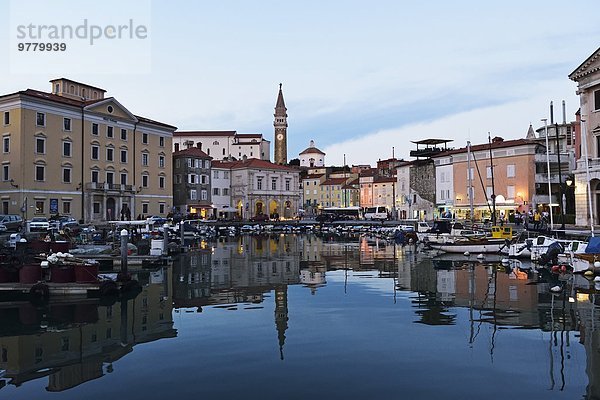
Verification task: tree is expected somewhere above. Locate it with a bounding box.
[288,158,300,166]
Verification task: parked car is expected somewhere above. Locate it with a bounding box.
[29,217,50,232]
[249,214,269,222]
[0,214,23,232]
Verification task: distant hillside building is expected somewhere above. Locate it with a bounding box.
[173,131,270,161]
[299,140,325,168]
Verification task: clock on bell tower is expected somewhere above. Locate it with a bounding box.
[273,83,288,165]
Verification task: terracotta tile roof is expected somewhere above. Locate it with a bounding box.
[302,174,324,179]
[173,147,212,159]
[373,176,397,184]
[236,133,263,139]
[321,177,347,186]
[299,146,325,155]
[0,89,176,130]
[50,77,107,92]
[175,131,237,137]
[214,158,298,172]
[359,168,378,177]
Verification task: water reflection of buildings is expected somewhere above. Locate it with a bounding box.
[173,235,301,359]
[0,268,175,392]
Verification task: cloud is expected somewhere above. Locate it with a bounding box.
[322,78,580,166]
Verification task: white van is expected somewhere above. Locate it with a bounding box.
[363,206,389,220]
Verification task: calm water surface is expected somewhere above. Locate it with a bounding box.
[1,234,598,399]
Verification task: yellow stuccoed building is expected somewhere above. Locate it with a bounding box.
[0,78,176,223]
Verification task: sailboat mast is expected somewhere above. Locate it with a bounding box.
[488,133,497,225]
[467,141,474,223]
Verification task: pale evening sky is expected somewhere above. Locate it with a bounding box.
[1,0,599,165]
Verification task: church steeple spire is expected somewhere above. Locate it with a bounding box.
[274,83,288,164]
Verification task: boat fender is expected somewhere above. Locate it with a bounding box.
[584,270,595,277]
[561,265,567,273]
[477,254,485,259]
[550,285,562,293]
[594,276,600,283]
[551,265,560,273]
[463,251,470,256]
[594,261,600,269]
[29,283,49,299]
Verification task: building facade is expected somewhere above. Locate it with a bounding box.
[0,78,175,223]
[211,161,233,219]
[172,145,212,218]
[299,140,325,168]
[173,131,270,162]
[569,47,600,226]
[228,158,300,219]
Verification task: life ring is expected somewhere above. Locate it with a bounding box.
[29,282,49,299]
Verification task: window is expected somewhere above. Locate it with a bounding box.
[35,165,45,181]
[507,164,515,178]
[142,174,149,187]
[201,189,207,200]
[3,137,9,153]
[2,201,8,214]
[175,159,180,168]
[142,153,148,166]
[224,171,229,179]
[106,172,114,185]
[272,178,277,190]
[257,177,263,190]
[106,148,114,161]
[213,188,220,196]
[142,133,148,144]
[159,203,165,214]
[175,174,182,184]
[194,159,200,169]
[63,201,71,214]
[36,137,45,154]
[63,141,71,157]
[63,118,71,131]
[190,189,197,200]
[595,89,600,111]
[142,203,149,214]
[91,170,99,183]
[92,123,99,135]
[213,170,219,179]
[188,174,196,184]
[35,201,44,214]
[486,166,492,178]
[107,126,113,138]
[62,168,71,183]
[159,136,164,147]
[3,111,8,125]
[507,185,515,199]
[36,112,45,126]
[285,179,290,191]
[159,156,165,168]
[120,173,127,185]
[93,202,100,214]
[201,175,207,184]
[486,186,493,198]
[223,188,229,196]
[159,176,165,189]
[120,150,127,163]
[120,129,127,140]
[91,145,99,160]
[2,165,8,181]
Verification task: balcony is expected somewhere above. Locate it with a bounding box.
[535,174,560,184]
[86,182,135,193]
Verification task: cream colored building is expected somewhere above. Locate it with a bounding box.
[569,47,600,226]
[0,78,175,223]
[173,131,270,161]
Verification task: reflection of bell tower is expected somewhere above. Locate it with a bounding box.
[275,285,289,360]
[274,83,288,165]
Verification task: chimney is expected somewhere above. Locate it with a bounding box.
[562,100,566,124]
[196,142,202,150]
[242,155,247,161]
[185,140,193,149]
[550,101,554,125]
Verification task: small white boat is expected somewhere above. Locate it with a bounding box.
[427,237,507,253]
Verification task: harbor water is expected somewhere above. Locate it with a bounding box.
[0,234,596,399]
